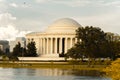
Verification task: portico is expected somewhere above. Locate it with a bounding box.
[40,36,76,54]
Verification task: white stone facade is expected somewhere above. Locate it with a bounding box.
[26,18,82,58]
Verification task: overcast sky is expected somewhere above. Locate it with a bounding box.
[0,0,120,41]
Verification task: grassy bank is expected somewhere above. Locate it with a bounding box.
[0,61,109,70]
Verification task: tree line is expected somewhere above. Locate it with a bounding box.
[66,26,120,61]
[0,39,37,61]
[12,40,37,57]
[1,26,119,62]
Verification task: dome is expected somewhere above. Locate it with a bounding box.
[45,18,82,33]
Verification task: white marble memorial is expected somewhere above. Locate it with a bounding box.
[26,18,82,58]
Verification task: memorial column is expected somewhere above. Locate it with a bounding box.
[65,37,68,53]
[55,37,57,54]
[50,37,53,54]
[46,38,49,54]
[70,37,73,48]
[59,38,62,53]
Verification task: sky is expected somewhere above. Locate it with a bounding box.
[0,0,120,41]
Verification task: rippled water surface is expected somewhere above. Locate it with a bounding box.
[0,68,111,80]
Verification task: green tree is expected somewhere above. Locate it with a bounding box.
[106,32,120,60]
[76,26,107,58]
[0,49,4,56]
[66,26,120,65]
[26,40,37,57]
[66,42,85,60]
[12,42,23,57]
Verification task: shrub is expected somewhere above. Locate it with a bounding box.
[103,58,120,80]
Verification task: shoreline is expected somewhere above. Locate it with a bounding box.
[0,61,108,70]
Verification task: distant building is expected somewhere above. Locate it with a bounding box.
[0,40,9,53]
[0,45,3,50]
[9,37,26,52]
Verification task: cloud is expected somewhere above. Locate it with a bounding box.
[0,0,7,13]
[0,13,16,26]
[21,4,31,8]
[35,0,59,3]
[9,3,18,8]
[0,13,31,41]
[35,0,120,8]
[35,0,106,7]
[0,25,31,41]
[74,12,120,34]
[16,18,46,31]
[36,0,50,3]
[35,0,91,7]
[0,0,3,2]
[9,2,31,9]
[0,25,18,40]
[103,0,120,7]
[54,0,91,7]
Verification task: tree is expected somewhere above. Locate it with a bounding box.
[26,40,37,57]
[76,26,108,59]
[0,49,4,56]
[66,26,120,65]
[66,42,85,60]
[12,42,23,57]
[106,32,120,60]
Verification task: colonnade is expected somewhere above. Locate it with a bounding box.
[38,37,77,55]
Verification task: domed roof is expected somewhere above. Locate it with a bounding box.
[45,18,82,33]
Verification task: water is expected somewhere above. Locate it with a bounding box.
[0,68,111,80]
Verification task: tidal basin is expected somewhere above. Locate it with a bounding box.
[0,68,111,80]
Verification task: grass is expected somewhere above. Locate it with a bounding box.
[0,61,109,70]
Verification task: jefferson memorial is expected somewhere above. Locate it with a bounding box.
[26,18,82,58]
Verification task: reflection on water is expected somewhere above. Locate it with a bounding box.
[0,68,111,80]
[70,70,104,76]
